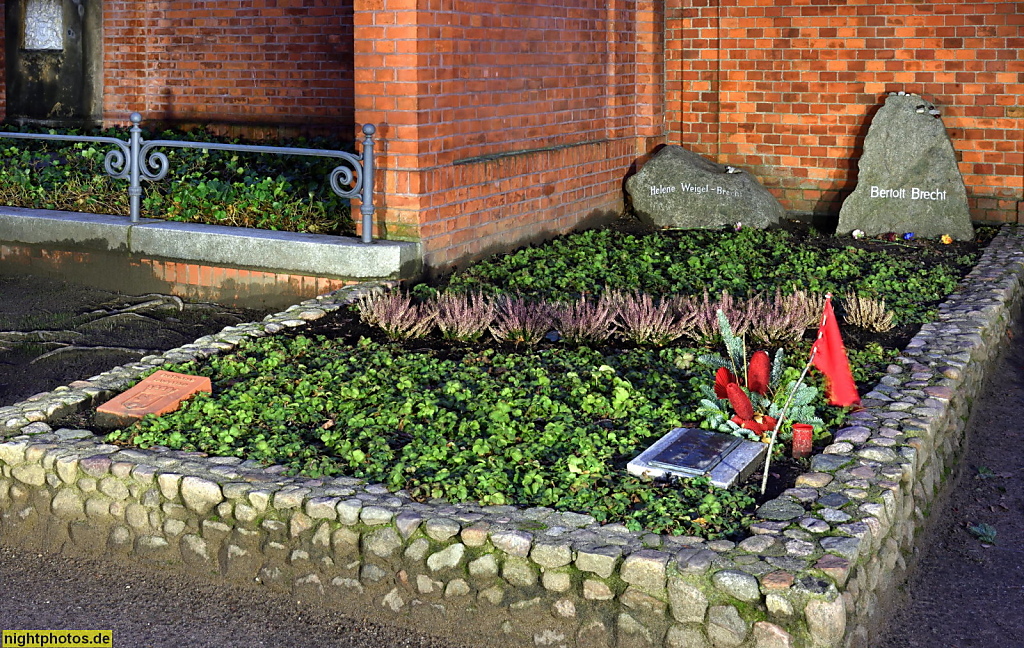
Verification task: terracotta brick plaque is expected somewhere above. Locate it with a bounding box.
[95,370,212,427]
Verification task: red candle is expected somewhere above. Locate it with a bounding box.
[791,424,814,458]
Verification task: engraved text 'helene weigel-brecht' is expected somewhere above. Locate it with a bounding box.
[649,183,740,198]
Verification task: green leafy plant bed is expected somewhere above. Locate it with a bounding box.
[101,223,996,540]
[0,124,355,235]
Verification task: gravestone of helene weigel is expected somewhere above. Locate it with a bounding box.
[837,92,974,240]
[625,145,785,230]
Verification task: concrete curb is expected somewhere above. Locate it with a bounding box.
[0,207,422,280]
[0,227,1022,647]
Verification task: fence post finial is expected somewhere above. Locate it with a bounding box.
[360,124,376,244]
[128,113,144,222]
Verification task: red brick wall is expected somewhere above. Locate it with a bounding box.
[102,0,354,137]
[666,0,1024,223]
[3,1,1020,272]
[353,0,665,271]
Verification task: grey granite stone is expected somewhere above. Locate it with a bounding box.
[403,538,430,562]
[805,597,847,646]
[837,93,973,240]
[541,570,572,593]
[363,527,403,559]
[666,624,710,648]
[707,605,749,647]
[820,536,863,561]
[427,543,466,572]
[305,496,339,520]
[668,577,708,623]
[819,507,851,524]
[756,498,804,521]
[395,512,423,539]
[627,146,784,231]
[582,579,614,601]
[490,530,533,557]
[575,545,621,578]
[468,554,499,578]
[737,535,777,554]
[180,472,224,513]
[712,569,761,602]
[620,549,670,595]
[501,557,537,587]
[336,499,362,525]
[530,541,572,569]
[360,505,395,526]
[424,517,461,542]
[810,454,853,472]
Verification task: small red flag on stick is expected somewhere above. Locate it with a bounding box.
[812,295,860,407]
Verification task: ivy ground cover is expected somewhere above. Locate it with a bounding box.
[0,124,354,235]
[105,224,994,540]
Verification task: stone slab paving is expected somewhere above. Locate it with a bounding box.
[0,227,1022,647]
[0,207,422,280]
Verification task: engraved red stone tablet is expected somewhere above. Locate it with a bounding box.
[95,370,212,427]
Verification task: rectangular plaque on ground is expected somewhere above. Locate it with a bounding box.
[627,427,767,489]
[95,370,212,428]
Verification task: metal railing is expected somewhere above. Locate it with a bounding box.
[0,113,378,243]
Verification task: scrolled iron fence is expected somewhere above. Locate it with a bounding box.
[0,113,378,243]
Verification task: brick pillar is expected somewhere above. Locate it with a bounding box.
[633,0,667,156]
[352,0,426,244]
[636,1,666,137]
[665,0,722,156]
[354,1,670,272]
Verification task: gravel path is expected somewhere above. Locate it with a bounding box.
[0,544,470,648]
[876,320,1024,647]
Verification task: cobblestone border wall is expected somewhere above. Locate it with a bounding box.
[1,228,1022,648]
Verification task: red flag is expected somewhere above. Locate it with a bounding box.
[812,296,860,407]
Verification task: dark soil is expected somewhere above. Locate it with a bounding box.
[0,273,272,407]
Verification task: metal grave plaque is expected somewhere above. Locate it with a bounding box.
[646,428,742,476]
[627,427,768,489]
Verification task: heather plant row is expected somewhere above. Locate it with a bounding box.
[439,227,977,328]
[358,287,897,349]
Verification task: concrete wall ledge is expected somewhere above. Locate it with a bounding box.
[1,228,1023,648]
[0,207,422,280]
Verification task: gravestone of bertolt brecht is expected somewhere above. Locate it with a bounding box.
[837,92,973,240]
[626,146,785,230]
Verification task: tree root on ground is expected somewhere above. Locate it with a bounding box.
[29,345,162,365]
